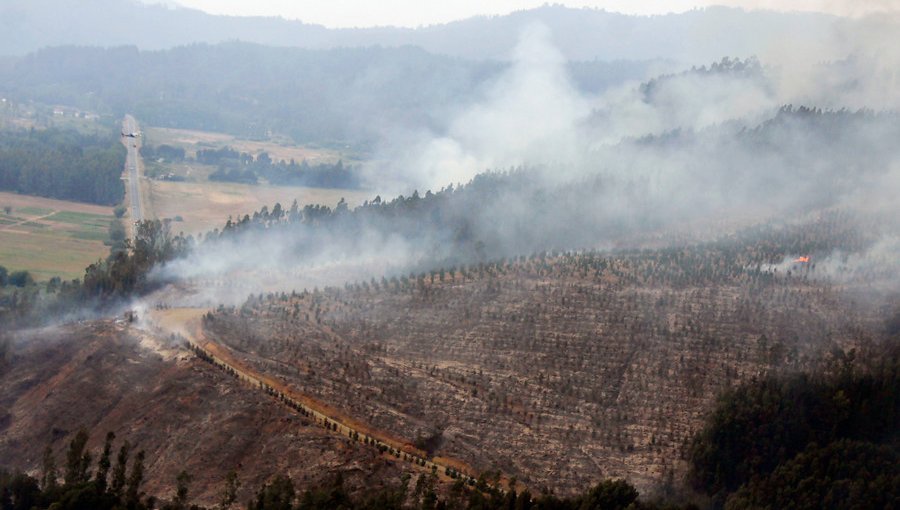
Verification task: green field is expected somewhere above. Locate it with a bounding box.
[0,192,114,281]
[16,206,54,216]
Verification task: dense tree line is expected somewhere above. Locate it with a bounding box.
[200,147,361,189]
[0,266,33,288]
[80,219,190,298]
[209,166,873,278]
[0,429,686,510]
[640,57,763,102]
[0,127,125,205]
[688,340,900,508]
[0,43,648,145]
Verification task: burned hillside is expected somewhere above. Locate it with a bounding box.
[202,212,891,495]
[0,321,415,506]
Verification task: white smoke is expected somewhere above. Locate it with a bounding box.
[371,23,590,194]
[149,14,900,305]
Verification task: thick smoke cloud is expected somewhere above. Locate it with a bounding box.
[373,15,900,195]
[150,14,900,306]
[153,219,425,306]
[372,23,589,193]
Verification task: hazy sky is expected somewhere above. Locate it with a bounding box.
[158,0,900,27]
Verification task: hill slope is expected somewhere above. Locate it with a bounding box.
[0,321,410,505]
[0,1,839,64]
[200,213,889,495]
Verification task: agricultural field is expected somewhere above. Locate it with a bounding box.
[138,125,371,235]
[147,178,370,236]
[0,191,113,281]
[143,126,359,164]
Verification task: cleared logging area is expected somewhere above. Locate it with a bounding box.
[202,213,890,495]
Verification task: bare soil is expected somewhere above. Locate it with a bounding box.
[147,179,369,236]
[0,320,416,506]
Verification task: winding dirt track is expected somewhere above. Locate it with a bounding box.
[149,307,491,488]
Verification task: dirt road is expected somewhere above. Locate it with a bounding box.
[147,307,490,488]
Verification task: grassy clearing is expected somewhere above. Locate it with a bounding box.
[0,191,113,281]
[16,206,54,216]
[139,125,371,235]
[0,232,106,282]
[47,211,110,227]
[147,179,371,235]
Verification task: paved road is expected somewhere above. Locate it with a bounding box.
[122,115,144,230]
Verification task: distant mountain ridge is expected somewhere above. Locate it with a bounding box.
[0,42,652,143]
[1,0,841,63]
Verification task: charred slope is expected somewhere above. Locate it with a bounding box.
[0,321,409,506]
[202,214,888,495]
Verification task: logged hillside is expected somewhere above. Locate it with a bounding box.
[201,212,890,495]
[0,321,413,506]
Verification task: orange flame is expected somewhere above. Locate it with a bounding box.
[794,256,810,263]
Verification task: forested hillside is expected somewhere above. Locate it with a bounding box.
[0,1,839,64]
[691,341,900,508]
[4,108,899,327]
[0,43,648,144]
[0,127,125,205]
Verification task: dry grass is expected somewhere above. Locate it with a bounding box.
[147,179,370,236]
[139,125,370,235]
[0,191,113,216]
[0,191,112,280]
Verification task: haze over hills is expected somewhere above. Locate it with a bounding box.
[1,0,841,63]
[0,42,654,146]
[1,2,899,509]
